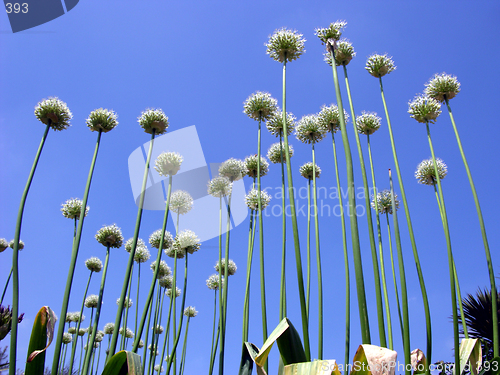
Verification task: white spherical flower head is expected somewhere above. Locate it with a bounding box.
[165,245,185,259]
[150,260,171,279]
[206,274,223,290]
[95,224,123,248]
[266,109,296,137]
[243,91,278,121]
[61,198,89,220]
[95,331,105,342]
[300,162,321,180]
[296,114,326,144]
[9,240,24,251]
[125,238,147,253]
[103,323,115,335]
[425,73,461,102]
[71,312,84,323]
[315,21,347,45]
[86,108,118,133]
[365,54,396,78]
[154,365,164,373]
[138,339,144,349]
[316,104,349,134]
[134,246,151,264]
[77,328,87,337]
[116,297,133,308]
[267,142,294,164]
[153,325,164,334]
[356,112,382,135]
[415,158,448,185]
[244,155,269,178]
[119,327,134,339]
[65,313,74,323]
[175,230,201,255]
[169,190,193,215]
[158,275,173,289]
[266,28,306,63]
[148,344,159,355]
[149,229,174,250]
[62,332,73,344]
[219,158,247,182]
[215,258,237,276]
[166,287,182,298]
[0,238,8,253]
[138,108,169,135]
[34,97,73,131]
[68,327,76,334]
[85,257,103,273]
[245,188,272,211]
[371,190,400,215]
[408,94,442,124]
[324,39,356,66]
[84,294,99,309]
[208,176,232,197]
[184,306,198,318]
[155,152,183,176]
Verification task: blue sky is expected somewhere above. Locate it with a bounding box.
[1,1,500,374]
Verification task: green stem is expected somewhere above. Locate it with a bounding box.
[10,123,50,375]
[68,271,93,375]
[1,268,12,306]
[366,134,393,349]
[210,290,219,375]
[222,192,233,372]
[217,196,224,375]
[121,266,134,350]
[141,294,153,374]
[52,129,102,375]
[388,170,410,375]
[135,263,141,337]
[306,178,311,324]
[281,54,310,361]
[82,245,111,375]
[343,64,386,347]
[179,316,190,375]
[379,76,432,373]
[330,132,350,374]
[425,122,459,372]
[279,134,287,321]
[256,115,268,373]
[132,174,172,352]
[329,45,370,344]
[311,142,323,359]
[242,209,255,343]
[385,213,404,343]
[445,97,497,355]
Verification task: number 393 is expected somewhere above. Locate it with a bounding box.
[5,3,28,13]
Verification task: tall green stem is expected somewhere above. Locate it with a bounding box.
[329,45,370,344]
[210,290,219,375]
[52,129,102,375]
[179,316,191,375]
[366,134,393,349]
[10,123,50,375]
[306,178,311,324]
[281,54,310,360]
[109,130,156,358]
[343,64,386,347]
[330,132,350,373]
[379,77,432,373]
[425,122,459,371]
[132,174,173,352]
[82,245,111,375]
[1,268,12,306]
[445,98,498,355]
[311,143,323,359]
[388,170,410,375]
[279,134,287,320]
[242,209,255,343]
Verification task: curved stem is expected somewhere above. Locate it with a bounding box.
[343,64,385,347]
[379,77,432,373]
[329,46,370,344]
[52,129,102,375]
[445,97,497,355]
[1,268,13,306]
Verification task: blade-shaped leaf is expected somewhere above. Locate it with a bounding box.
[350,344,398,375]
[239,343,256,375]
[284,360,342,375]
[411,348,426,374]
[457,339,482,375]
[102,350,142,375]
[25,306,57,375]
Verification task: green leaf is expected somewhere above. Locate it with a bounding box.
[25,306,57,375]
[411,348,427,374]
[350,344,398,375]
[101,350,142,375]
[458,339,482,375]
[489,357,500,375]
[239,343,256,375]
[284,360,342,375]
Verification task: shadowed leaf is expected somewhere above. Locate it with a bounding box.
[102,350,142,375]
[25,306,57,375]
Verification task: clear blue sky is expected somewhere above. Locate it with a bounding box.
[1,1,499,374]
